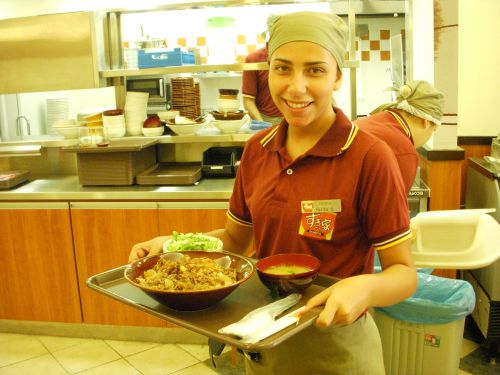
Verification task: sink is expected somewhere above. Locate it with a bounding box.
[411,209,500,269]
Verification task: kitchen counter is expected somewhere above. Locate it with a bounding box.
[0,174,430,202]
[0,175,234,201]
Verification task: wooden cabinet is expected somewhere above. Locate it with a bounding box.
[157,202,229,234]
[0,202,81,322]
[70,202,166,327]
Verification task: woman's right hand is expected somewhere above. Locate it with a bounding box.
[128,236,170,263]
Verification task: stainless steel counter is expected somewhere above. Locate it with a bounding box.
[0,175,431,204]
[0,175,234,201]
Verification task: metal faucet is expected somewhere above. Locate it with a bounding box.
[16,115,31,136]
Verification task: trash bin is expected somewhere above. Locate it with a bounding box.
[372,272,475,375]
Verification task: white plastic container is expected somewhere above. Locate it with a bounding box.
[411,209,500,269]
[372,309,465,375]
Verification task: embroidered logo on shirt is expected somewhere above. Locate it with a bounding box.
[299,200,341,240]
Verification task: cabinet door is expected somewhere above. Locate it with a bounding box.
[157,202,229,234]
[70,202,165,327]
[157,201,254,256]
[0,203,81,322]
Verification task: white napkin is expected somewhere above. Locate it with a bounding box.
[218,293,302,344]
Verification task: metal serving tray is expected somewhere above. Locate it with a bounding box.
[87,265,338,352]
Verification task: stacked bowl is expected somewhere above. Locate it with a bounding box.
[52,119,81,139]
[211,89,247,133]
[124,92,148,136]
[102,109,126,138]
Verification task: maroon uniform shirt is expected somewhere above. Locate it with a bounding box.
[355,109,418,194]
[241,47,282,117]
[228,108,411,279]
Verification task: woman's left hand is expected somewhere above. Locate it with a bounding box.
[302,274,373,327]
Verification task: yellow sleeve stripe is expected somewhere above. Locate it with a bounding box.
[373,230,412,250]
[242,94,256,99]
[227,210,253,227]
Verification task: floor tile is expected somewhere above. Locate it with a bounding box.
[51,339,120,374]
[171,362,219,375]
[37,335,96,353]
[76,359,142,375]
[0,354,67,375]
[104,339,159,357]
[125,344,199,375]
[177,344,211,361]
[0,336,48,367]
[0,333,28,344]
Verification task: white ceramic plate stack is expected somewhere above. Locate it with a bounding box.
[124,92,148,136]
[46,96,69,134]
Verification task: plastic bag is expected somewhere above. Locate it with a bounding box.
[375,273,475,324]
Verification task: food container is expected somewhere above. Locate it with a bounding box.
[202,146,243,178]
[62,139,158,186]
[138,48,195,69]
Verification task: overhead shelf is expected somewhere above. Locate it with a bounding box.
[100,60,360,78]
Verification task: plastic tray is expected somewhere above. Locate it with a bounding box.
[136,162,202,185]
[63,139,158,186]
[87,264,338,352]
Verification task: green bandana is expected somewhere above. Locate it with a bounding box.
[267,11,348,70]
[371,80,445,126]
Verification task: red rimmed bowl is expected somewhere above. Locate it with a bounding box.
[256,253,320,296]
[125,251,254,311]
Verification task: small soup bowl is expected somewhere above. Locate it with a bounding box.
[256,253,320,296]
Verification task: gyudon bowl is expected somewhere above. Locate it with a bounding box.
[125,251,254,310]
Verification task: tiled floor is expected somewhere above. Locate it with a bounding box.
[0,318,496,375]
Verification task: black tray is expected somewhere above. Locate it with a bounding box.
[87,265,338,352]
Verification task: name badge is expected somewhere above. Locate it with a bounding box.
[299,199,341,240]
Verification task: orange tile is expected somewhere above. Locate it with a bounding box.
[360,32,370,40]
[380,30,390,40]
[247,44,257,54]
[361,51,370,61]
[236,55,246,63]
[257,33,266,44]
[177,37,186,47]
[370,40,380,50]
[380,51,391,61]
[197,36,206,47]
[201,56,207,64]
[237,35,246,44]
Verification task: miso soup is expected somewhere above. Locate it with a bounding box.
[265,264,312,275]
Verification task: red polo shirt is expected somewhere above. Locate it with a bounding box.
[228,108,411,278]
[241,47,282,117]
[355,109,418,193]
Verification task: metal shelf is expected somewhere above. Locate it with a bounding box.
[100,60,359,78]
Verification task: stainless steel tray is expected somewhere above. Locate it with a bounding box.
[87,265,338,351]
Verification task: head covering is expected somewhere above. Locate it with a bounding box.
[267,11,348,70]
[370,80,445,126]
